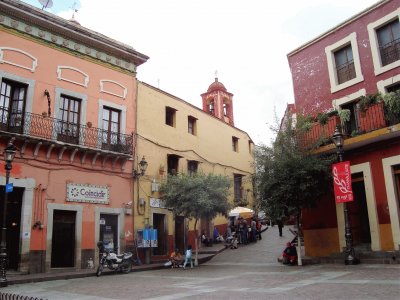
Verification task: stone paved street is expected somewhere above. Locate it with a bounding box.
[2,226,399,300]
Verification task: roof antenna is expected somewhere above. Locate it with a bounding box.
[71,1,78,19]
[38,0,53,10]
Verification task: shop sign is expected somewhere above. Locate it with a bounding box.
[332,161,354,203]
[150,197,166,208]
[67,183,109,204]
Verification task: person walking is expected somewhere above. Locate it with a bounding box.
[183,245,193,269]
[251,218,257,243]
[226,219,232,238]
[242,219,248,244]
[256,218,262,240]
[277,218,283,237]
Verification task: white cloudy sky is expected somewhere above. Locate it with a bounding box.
[23,0,378,145]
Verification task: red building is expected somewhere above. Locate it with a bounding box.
[287,0,400,257]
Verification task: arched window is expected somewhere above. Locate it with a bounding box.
[208,100,214,114]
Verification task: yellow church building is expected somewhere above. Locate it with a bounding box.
[134,78,255,262]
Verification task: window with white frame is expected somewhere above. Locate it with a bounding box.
[325,32,364,93]
[102,106,120,146]
[0,78,27,132]
[377,74,400,94]
[97,99,126,150]
[58,94,81,144]
[368,8,400,75]
[332,89,366,136]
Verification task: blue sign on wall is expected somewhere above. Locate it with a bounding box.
[137,229,158,248]
[5,183,13,193]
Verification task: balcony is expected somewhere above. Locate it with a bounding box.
[298,101,400,149]
[0,112,133,157]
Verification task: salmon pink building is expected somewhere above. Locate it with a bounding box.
[0,0,148,273]
[287,0,400,258]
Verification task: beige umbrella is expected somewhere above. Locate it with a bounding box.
[229,206,254,219]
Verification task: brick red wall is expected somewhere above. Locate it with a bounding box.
[288,0,399,116]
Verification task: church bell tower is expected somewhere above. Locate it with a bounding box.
[201,76,234,126]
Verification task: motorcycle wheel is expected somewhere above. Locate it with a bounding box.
[96,265,103,277]
[121,261,132,274]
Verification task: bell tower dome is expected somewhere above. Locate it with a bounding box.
[201,76,234,126]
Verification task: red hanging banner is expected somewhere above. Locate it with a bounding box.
[332,161,354,203]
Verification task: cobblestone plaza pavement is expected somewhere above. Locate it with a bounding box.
[2,226,399,300]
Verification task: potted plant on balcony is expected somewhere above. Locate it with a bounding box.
[297,115,314,132]
[338,109,351,123]
[358,93,382,115]
[317,113,329,126]
[383,90,400,125]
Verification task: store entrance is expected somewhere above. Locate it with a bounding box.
[349,173,371,247]
[174,216,185,254]
[0,186,23,270]
[51,210,76,268]
[153,213,166,255]
[99,214,118,250]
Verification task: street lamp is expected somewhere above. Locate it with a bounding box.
[133,156,149,263]
[332,127,360,265]
[0,139,17,287]
[133,156,148,178]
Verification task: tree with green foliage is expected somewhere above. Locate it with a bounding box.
[159,172,231,265]
[256,115,334,231]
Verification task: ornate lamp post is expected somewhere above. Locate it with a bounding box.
[133,156,148,178]
[0,139,17,287]
[133,156,149,263]
[332,127,359,265]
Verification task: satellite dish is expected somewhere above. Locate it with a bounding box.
[38,0,53,10]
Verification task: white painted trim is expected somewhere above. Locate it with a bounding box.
[0,47,38,72]
[336,162,381,251]
[99,80,127,99]
[367,8,400,76]
[46,203,83,270]
[377,74,400,94]
[56,66,89,87]
[382,155,400,250]
[325,32,364,93]
[332,88,366,109]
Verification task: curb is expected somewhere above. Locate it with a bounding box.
[6,250,224,286]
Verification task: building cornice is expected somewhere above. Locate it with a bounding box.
[0,0,149,71]
[287,0,391,57]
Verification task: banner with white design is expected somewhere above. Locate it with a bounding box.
[332,161,354,203]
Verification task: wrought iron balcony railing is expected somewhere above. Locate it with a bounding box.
[336,60,356,84]
[380,38,400,66]
[0,112,133,155]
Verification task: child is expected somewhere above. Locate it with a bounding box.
[183,245,193,269]
[230,237,238,249]
[282,242,297,265]
[169,248,183,268]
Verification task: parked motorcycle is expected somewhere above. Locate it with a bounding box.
[96,241,133,277]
